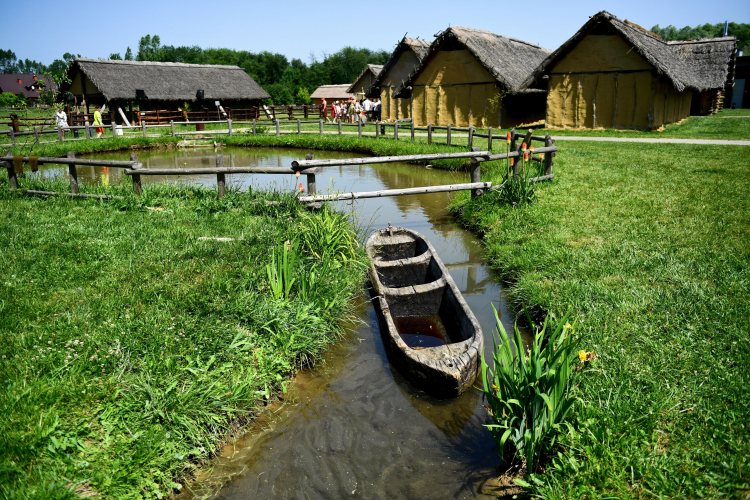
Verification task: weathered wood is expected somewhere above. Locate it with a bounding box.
[487,126,493,152]
[67,151,78,194]
[33,126,39,142]
[216,155,226,198]
[298,181,492,202]
[24,190,122,200]
[470,147,482,199]
[297,118,301,135]
[228,119,232,137]
[0,156,136,167]
[124,166,322,175]
[427,123,433,144]
[306,172,316,196]
[319,119,323,134]
[544,134,554,175]
[394,122,399,140]
[118,107,131,127]
[252,119,256,136]
[85,123,91,138]
[292,150,490,169]
[471,146,557,163]
[468,126,474,148]
[142,121,146,136]
[516,129,534,178]
[358,120,362,137]
[58,127,63,142]
[375,120,380,138]
[447,123,452,146]
[171,120,175,137]
[9,129,15,146]
[130,154,142,196]
[411,120,415,141]
[3,161,18,189]
[275,119,280,136]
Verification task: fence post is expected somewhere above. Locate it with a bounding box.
[252,119,256,136]
[338,119,342,135]
[544,133,554,176]
[516,129,534,179]
[394,122,399,140]
[85,123,90,139]
[470,146,483,199]
[275,119,280,136]
[488,126,493,152]
[375,120,380,138]
[358,120,362,137]
[9,129,15,147]
[304,154,317,196]
[130,153,142,196]
[304,105,308,119]
[33,126,39,143]
[411,120,415,141]
[216,154,225,199]
[427,123,432,144]
[509,127,516,155]
[319,119,323,134]
[171,120,175,137]
[142,121,146,137]
[447,123,452,146]
[297,118,301,135]
[67,151,78,194]
[228,119,232,137]
[468,126,474,148]
[112,122,117,138]
[58,127,63,142]
[4,160,18,189]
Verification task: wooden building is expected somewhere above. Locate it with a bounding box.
[63,58,269,124]
[0,74,57,105]
[367,37,432,122]
[522,11,737,130]
[392,27,551,128]
[347,64,383,99]
[310,84,352,108]
[729,55,749,109]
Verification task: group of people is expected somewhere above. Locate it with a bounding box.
[321,97,381,124]
[54,105,105,139]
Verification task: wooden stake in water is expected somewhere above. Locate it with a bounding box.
[388,222,393,237]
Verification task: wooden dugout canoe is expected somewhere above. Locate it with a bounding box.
[366,226,483,399]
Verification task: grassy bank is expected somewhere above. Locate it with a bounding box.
[450,142,750,498]
[0,173,367,499]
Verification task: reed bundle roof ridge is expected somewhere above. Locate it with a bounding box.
[392,26,552,98]
[365,37,432,97]
[346,64,385,93]
[521,11,737,93]
[65,58,270,101]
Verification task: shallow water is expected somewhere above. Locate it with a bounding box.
[40,147,524,499]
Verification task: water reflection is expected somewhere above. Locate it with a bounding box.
[41,147,526,499]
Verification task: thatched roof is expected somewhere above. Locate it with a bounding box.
[346,64,384,93]
[521,11,737,93]
[366,37,432,97]
[310,84,352,100]
[393,27,551,98]
[65,58,270,101]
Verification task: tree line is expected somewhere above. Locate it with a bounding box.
[650,22,750,52]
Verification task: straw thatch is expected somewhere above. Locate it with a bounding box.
[310,84,352,100]
[346,64,384,94]
[393,27,551,98]
[366,37,432,97]
[521,11,737,93]
[65,58,270,101]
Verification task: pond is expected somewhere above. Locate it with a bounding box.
[38,147,522,499]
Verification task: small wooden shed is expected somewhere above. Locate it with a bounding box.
[522,11,737,130]
[63,58,269,124]
[393,27,551,128]
[347,64,383,99]
[310,84,353,108]
[367,37,432,122]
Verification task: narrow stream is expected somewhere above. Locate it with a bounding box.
[39,147,523,499]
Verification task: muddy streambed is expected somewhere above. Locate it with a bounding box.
[39,147,524,499]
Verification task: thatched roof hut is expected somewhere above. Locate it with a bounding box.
[366,37,432,121]
[309,84,352,107]
[523,11,737,129]
[347,64,384,96]
[393,27,551,127]
[63,58,269,121]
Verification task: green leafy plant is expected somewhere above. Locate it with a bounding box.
[298,207,359,262]
[481,306,582,471]
[266,239,300,300]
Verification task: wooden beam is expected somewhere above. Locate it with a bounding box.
[123,166,322,176]
[298,181,492,202]
[292,150,490,169]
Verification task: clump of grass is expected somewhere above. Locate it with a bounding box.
[482,306,582,472]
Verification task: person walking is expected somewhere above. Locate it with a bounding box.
[320,97,330,123]
[54,106,68,139]
[93,105,104,138]
[348,99,356,124]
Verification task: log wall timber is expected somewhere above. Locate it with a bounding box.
[298,182,492,203]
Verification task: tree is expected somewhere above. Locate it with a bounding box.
[109,53,122,60]
[0,92,19,107]
[1,49,18,73]
[295,87,311,104]
[124,47,133,61]
[263,83,294,105]
[137,35,162,61]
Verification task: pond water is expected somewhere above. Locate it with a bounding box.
[39,147,523,499]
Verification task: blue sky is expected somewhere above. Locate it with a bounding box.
[3,0,748,65]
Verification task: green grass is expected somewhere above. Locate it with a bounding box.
[450,142,750,498]
[0,173,367,499]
